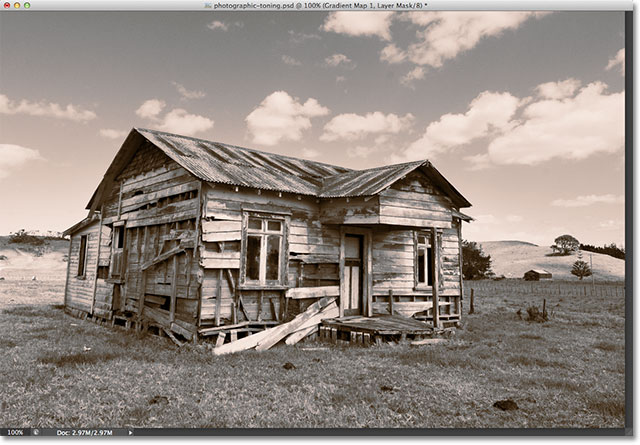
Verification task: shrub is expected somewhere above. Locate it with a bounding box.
[461,240,492,280]
[9,229,44,246]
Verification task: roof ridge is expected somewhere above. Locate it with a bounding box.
[135,127,352,174]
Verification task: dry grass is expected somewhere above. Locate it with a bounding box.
[0,278,626,429]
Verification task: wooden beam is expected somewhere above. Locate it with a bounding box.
[91,206,104,316]
[137,270,147,317]
[238,294,251,321]
[141,245,185,271]
[457,220,464,319]
[169,254,178,323]
[285,285,339,300]
[432,227,440,329]
[388,289,394,315]
[63,233,73,309]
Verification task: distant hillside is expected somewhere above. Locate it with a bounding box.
[479,240,625,282]
[0,236,69,280]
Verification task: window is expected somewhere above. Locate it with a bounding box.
[415,232,433,287]
[77,235,88,277]
[241,213,287,287]
[110,224,126,278]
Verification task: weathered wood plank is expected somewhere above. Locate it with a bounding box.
[285,285,340,300]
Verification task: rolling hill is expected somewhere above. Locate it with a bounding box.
[0,236,69,280]
[479,240,625,282]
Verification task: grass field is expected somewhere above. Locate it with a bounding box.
[0,278,625,429]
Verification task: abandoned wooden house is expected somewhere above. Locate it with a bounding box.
[523,269,553,281]
[63,127,472,345]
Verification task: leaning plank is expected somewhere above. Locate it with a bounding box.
[142,306,171,327]
[170,322,194,340]
[214,297,336,355]
[199,321,250,335]
[285,285,340,300]
[141,246,185,271]
[410,338,447,346]
[255,297,337,351]
[285,303,338,345]
[163,328,185,347]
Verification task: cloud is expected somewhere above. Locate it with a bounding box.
[401,91,520,160]
[606,48,625,75]
[535,78,581,99]
[399,78,623,166]
[281,55,302,66]
[506,214,523,223]
[400,67,426,87]
[301,148,320,158]
[598,219,624,230]
[288,30,321,44]
[324,53,354,68]
[487,81,623,165]
[99,129,128,139]
[135,99,166,119]
[380,44,407,64]
[245,91,329,146]
[346,145,378,159]
[322,11,395,40]
[396,12,548,68]
[0,144,43,179]
[321,111,414,142]
[0,94,96,122]
[551,194,624,208]
[171,82,206,100]
[157,109,214,136]
[206,20,243,31]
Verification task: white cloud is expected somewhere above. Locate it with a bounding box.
[322,11,394,40]
[135,99,165,119]
[535,78,581,99]
[157,108,214,136]
[324,53,354,68]
[288,30,321,44]
[487,81,623,165]
[598,219,624,230]
[400,67,426,87]
[606,48,625,75]
[346,145,378,159]
[401,91,520,160]
[0,94,96,122]
[171,82,206,100]
[463,153,491,171]
[506,214,523,223]
[207,20,228,31]
[380,44,407,64]
[551,194,624,208]
[245,91,329,146]
[206,20,242,31]
[396,12,548,68]
[0,144,43,179]
[99,129,128,140]
[321,111,414,142]
[301,148,320,158]
[281,55,302,66]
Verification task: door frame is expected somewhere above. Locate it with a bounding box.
[339,227,372,318]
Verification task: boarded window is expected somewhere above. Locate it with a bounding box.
[77,235,88,277]
[416,232,433,287]
[242,213,287,286]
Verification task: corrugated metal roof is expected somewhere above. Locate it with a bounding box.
[87,128,471,210]
[319,160,426,198]
[138,128,349,196]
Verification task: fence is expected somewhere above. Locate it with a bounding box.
[464,279,626,298]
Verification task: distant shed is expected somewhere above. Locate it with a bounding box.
[523,269,552,281]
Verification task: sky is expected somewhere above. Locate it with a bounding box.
[0,10,626,247]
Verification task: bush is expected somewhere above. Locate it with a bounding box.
[9,229,44,246]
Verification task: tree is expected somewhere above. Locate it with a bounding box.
[571,251,592,280]
[553,234,580,255]
[461,240,493,280]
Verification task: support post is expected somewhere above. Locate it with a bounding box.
[432,227,440,329]
[388,289,394,315]
[169,254,178,323]
[469,288,475,315]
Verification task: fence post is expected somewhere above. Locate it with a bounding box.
[469,288,475,315]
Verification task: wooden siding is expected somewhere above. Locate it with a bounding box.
[378,171,452,229]
[65,222,100,313]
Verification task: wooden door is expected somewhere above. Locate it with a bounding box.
[343,234,363,316]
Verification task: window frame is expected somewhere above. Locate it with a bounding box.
[239,211,289,289]
[414,230,434,289]
[77,234,89,278]
[109,221,126,278]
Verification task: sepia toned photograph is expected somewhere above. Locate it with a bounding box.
[0,5,629,434]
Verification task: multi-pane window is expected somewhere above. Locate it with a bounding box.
[77,235,88,277]
[242,214,287,286]
[415,232,433,287]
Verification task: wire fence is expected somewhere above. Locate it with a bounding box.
[465,279,626,298]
